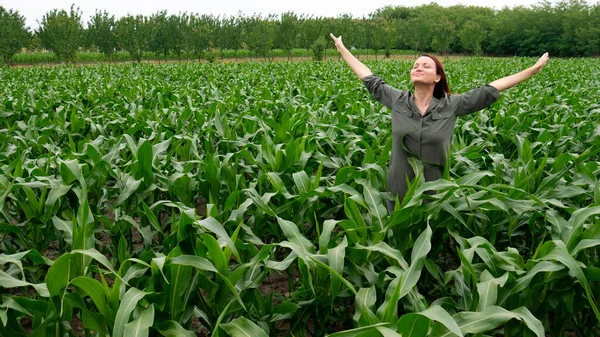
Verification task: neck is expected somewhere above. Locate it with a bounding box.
[413,84,435,105]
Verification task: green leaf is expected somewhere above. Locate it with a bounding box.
[115,173,142,206]
[326,323,391,337]
[415,305,463,337]
[113,287,149,337]
[431,306,543,337]
[319,219,338,254]
[69,276,108,315]
[277,217,314,253]
[52,216,73,245]
[170,255,217,273]
[293,170,312,194]
[157,320,196,337]
[123,305,154,337]
[221,316,269,337]
[497,261,564,306]
[361,181,387,233]
[377,225,432,322]
[328,236,348,299]
[397,313,430,337]
[311,256,357,295]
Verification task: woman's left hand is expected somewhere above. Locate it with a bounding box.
[531,52,549,74]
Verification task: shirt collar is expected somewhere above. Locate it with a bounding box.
[407,91,442,117]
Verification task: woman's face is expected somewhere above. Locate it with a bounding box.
[410,56,441,86]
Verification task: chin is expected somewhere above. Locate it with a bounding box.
[411,78,430,85]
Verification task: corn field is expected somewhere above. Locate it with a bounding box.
[1,57,600,337]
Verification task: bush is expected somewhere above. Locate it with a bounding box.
[311,36,326,61]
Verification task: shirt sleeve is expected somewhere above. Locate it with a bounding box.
[362,74,405,109]
[454,85,501,116]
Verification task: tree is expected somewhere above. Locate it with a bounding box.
[459,20,484,55]
[487,7,530,56]
[585,3,600,56]
[87,10,117,61]
[277,12,299,60]
[380,17,397,58]
[116,15,150,62]
[300,16,326,58]
[0,7,29,65]
[218,15,242,59]
[311,35,326,61]
[148,11,172,62]
[364,18,384,58]
[245,14,276,60]
[559,0,591,56]
[37,5,83,63]
[431,16,455,55]
[169,14,185,60]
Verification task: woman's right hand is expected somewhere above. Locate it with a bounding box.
[330,33,344,53]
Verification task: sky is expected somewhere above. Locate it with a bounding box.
[0,0,570,31]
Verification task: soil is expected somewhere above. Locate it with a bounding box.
[196,197,207,218]
[42,240,60,260]
[71,315,85,336]
[258,272,291,299]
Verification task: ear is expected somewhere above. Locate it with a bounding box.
[435,75,441,83]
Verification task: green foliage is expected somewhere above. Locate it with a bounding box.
[116,15,150,62]
[37,5,83,63]
[148,11,183,61]
[244,15,276,60]
[311,36,327,61]
[87,10,117,60]
[459,20,484,55]
[0,7,29,64]
[5,1,600,66]
[1,57,600,336]
[277,12,299,60]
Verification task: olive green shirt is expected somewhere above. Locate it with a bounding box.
[363,74,500,202]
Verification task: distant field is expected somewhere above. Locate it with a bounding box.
[1,58,599,336]
[9,48,418,65]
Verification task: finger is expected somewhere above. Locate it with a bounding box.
[330,33,335,40]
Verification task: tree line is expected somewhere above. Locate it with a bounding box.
[1,0,599,64]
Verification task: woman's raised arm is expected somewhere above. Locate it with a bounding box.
[330,33,372,80]
[489,53,549,92]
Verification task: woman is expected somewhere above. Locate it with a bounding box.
[329,33,549,213]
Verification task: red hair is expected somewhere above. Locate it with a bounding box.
[421,54,450,99]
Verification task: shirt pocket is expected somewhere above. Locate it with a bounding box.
[394,107,412,117]
[392,108,415,132]
[429,111,454,134]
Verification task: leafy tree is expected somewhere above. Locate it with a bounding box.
[399,16,431,55]
[311,35,326,61]
[168,14,185,60]
[218,15,242,59]
[487,7,531,56]
[37,5,83,63]
[431,16,455,56]
[364,18,384,58]
[277,12,299,60]
[300,16,326,58]
[245,15,276,60]
[87,10,117,61]
[459,20,484,55]
[116,15,150,62]
[148,11,175,62]
[0,7,29,64]
[559,0,591,56]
